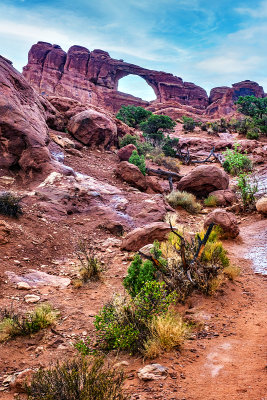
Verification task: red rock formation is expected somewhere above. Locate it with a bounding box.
[23,42,209,112]
[206,80,265,117]
[0,55,65,178]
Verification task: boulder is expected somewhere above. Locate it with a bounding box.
[138,364,168,381]
[67,109,117,149]
[209,189,237,206]
[146,176,165,194]
[117,144,137,161]
[256,196,267,215]
[121,222,172,251]
[24,294,40,303]
[204,209,239,238]
[177,165,229,197]
[116,161,147,191]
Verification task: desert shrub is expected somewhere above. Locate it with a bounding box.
[246,128,260,140]
[129,150,146,175]
[116,105,152,128]
[223,144,252,175]
[223,265,240,280]
[143,311,190,358]
[0,304,58,342]
[74,337,97,356]
[94,281,176,353]
[148,151,180,173]
[237,172,258,210]
[123,254,156,297]
[162,136,179,157]
[236,95,267,135]
[166,191,202,214]
[204,195,217,207]
[140,115,176,146]
[0,191,22,218]
[200,122,207,131]
[76,241,104,283]
[119,134,153,156]
[182,116,196,131]
[26,356,129,400]
[149,226,230,299]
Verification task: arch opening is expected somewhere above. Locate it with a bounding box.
[117,74,157,102]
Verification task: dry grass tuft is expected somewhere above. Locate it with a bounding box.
[223,265,241,280]
[166,191,202,214]
[204,195,217,207]
[144,312,190,358]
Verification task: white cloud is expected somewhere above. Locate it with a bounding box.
[236,0,267,18]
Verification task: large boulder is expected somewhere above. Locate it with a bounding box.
[256,196,267,215]
[209,189,237,206]
[177,165,229,197]
[117,144,137,161]
[121,222,172,251]
[116,161,147,191]
[204,209,239,238]
[67,109,117,149]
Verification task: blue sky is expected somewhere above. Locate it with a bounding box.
[0,0,266,100]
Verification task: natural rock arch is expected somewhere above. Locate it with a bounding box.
[117,73,157,101]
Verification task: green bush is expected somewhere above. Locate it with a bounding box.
[140,115,176,146]
[26,357,129,400]
[237,172,258,210]
[0,191,22,218]
[223,144,252,175]
[182,116,196,131]
[0,304,58,342]
[116,105,152,128]
[129,150,146,175]
[94,281,176,353]
[204,195,217,207]
[162,136,179,157]
[119,134,153,156]
[123,254,156,297]
[236,96,267,136]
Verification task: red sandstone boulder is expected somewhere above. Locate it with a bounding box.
[209,189,237,206]
[118,144,137,161]
[204,209,239,238]
[116,161,147,191]
[121,222,172,251]
[146,176,165,194]
[177,166,229,197]
[67,109,117,149]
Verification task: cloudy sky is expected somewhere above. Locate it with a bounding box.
[1,0,266,100]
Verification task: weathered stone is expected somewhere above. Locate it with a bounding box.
[17,282,31,290]
[67,109,117,149]
[256,196,267,215]
[24,294,40,303]
[9,369,34,392]
[121,222,172,251]
[117,144,137,161]
[0,220,12,244]
[7,270,71,288]
[204,209,240,238]
[116,161,147,191]
[138,364,168,381]
[177,166,229,197]
[209,189,237,206]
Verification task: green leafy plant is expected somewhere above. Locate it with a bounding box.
[123,254,156,297]
[119,134,153,156]
[0,304,58,342]
[26,356,129,400]
[182,116,196,132]
[223,144,252,175]
[236,95,267,136]
[166,190,202,214]
[0,191,22,218]
[116,105,152,128]
[129,150,146,175]
[94,281,176,354]
[140,115,176,146]
[74,337,97,356]
[237,172,258,210]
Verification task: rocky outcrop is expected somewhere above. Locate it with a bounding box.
[206,80,265,117]
[23,42,209,112]
[204,209,240,238]
[0,55,65,178]
[177,165,229,197]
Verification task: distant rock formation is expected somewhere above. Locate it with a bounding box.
[22,41,209,112]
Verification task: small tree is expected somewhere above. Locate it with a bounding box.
[129,150,146,175]
[140,115,176,146]
[236,96,267,135]
[116,105,152,128]
[182,116,196,131]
